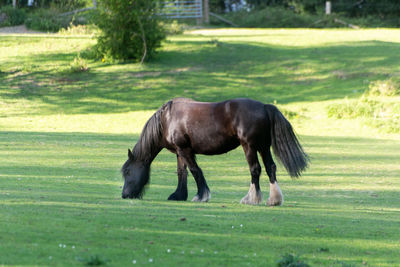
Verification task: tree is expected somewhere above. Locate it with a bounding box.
[95,0,165,63]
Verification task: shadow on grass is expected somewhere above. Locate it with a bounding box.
[1,130,399,197]
[1,130,400,265]
[1,39,400,115]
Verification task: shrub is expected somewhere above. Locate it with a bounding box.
[94,0,166,62]
[58,22,99,36]
[368,78,400,97]
[212,6,316,28]
[326,97,380,119]
[327,86,400,133]
[25,8,69,32]
[0,5,26,26]
[18,0,90,11]
[161,20,185,35]
[70,54,89,73]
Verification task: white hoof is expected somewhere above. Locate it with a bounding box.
[192,190,211,202]
[267,182,283,206]
[240,183,262,205]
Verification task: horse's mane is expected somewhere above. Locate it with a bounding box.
[132,101,172,162]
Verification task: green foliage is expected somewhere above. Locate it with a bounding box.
[326,97,380,119]
[0,5,26,26]
[161,20,185,35]
[368,77,400,97]
[34,0,90,11]
[327,81,400,133]
[0,0,91,10]
[332,0,400,18]
[58,22,99,36]
[70,54,89,73]
[210,0,400,27]
[212,4,400,28]
[244,0,400,18]
[25,8,69,32]
[94,0,166,62]
[212,6,316,28]
[277,253,310,267]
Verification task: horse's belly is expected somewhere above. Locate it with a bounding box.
[191,135,240,155]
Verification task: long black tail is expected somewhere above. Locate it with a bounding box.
[266,104,309,177]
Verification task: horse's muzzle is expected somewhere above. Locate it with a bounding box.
[122,193,131,199]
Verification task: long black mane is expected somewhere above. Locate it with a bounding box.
[131,101,171,163]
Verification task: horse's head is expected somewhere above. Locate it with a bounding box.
[121,149,150,199]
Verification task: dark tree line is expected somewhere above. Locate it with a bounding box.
[0,0,89,10]
[210,0,400,18]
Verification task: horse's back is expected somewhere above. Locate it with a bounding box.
[163,98,271,155]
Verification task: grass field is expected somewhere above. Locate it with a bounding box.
[1,29,400,266]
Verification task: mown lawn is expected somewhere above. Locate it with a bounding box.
[1,29,400,266]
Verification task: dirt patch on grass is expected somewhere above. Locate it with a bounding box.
[0,25,47,34]
[130,67,202,78]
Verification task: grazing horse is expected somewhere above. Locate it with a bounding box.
[121,98,309,206]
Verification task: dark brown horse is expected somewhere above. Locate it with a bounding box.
[122,98,309,206]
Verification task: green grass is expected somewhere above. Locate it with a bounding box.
[1,29,400,266]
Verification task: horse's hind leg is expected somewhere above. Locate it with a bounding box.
[168,155,188,201]
[240,144,263,205]
[260,148,283,206]
[178,149,211,202]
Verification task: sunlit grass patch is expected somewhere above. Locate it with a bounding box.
[1,28,400,266]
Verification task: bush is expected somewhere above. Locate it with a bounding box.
[368,78,400,97]
[161,20,185,35]
[94,0,166,62]
[58,21,99,36]
[212,6,316,28]
[70,54,89,73]
[32,0,90,11]
[25,8,69,32]
[0,5,26,26]
[327,97,380,119]
[327,82,400,133]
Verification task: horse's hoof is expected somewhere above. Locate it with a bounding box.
[191,195,201,202]
[168,192,187,201]
[240,183,262,205]
[267,182,283,206]
[267,198,283,206]
[240,195,261,205]
[240,197,249,204]
[168,193,178,200]
[191,190,210,202]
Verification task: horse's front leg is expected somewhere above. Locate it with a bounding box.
[168,155,188,201]
[178,149,211,202]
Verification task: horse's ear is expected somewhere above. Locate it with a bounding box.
[128,149,133,159]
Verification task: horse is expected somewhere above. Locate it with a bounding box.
[121,98,309,206]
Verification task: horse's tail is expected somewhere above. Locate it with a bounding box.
[266,104,309,178]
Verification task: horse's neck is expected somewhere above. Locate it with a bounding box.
[133,138,162,164]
